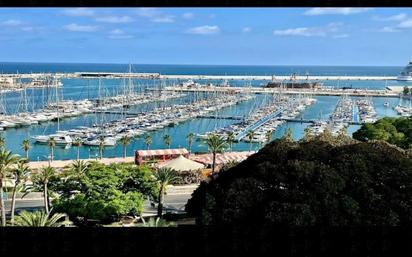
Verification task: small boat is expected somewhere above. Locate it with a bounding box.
[384,102,389,107]
[33,134,73,145]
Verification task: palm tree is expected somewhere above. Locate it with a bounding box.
[0,150,19,226]
[10,159,31,224]
[226,131,235,151]
[163,134,171,149]
[246,130,255,152]
[153,167,180,217]
[21,139,30,160]
[72,137,82,161]
[139,217,176,227]
[34,166,56,214]
[0,135,5,151]
[120,135,131,158]
[187,133,194,154]
[47,137,56,162]
[303,127,314,142]
[265,130,273,145]
[282,128,293,142]
[98,136,105,159]
[144,134,152,150]
[69,160,88,181]
[14,210,67,227]
[205,134,228,174]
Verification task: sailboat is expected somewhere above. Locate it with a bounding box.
[33,77,73,145]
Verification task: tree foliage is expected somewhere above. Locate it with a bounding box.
[186,137,412,226]
[353,117,412,149]
[52,162,158,223]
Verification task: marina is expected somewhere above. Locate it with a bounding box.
[0,63,406,161]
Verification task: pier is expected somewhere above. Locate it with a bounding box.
[196,115,244,120]
[278,118,363,126]
[235,107,284,141]
[0,72,397,81]
[161,86,400,98]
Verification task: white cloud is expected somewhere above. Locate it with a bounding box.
[108,29,133,39]
[374,13,408,21]
[136,8,175,23]
[274,27,326,37]
[109,35,134,39]
[379,26,401,32]
[2,19,23,26]
[304,8,372,16]
[242,27,252,33]
[110,29,125,35]
[95,16,134,23]
[62,8,95,17]
[64,23,98,32]
[333,33,349,38]
[186,25,220,35]
[273,22,343,37]
[182,12,194,19]
[398,19,412,28]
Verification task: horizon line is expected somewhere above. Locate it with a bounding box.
[0,61,405,67]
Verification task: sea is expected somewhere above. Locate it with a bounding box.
[0,62,408,161]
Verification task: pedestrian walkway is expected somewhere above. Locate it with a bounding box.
[27,156,135,170]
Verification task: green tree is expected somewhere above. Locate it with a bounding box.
[98,136,105,159]
[187,133,194,154]
[404,86,410,95]
[0,135,5,151]
[144,134,152,150]
[353,117,412,149]
[48,137,56,162]
[0,150,19,226]
[14,210,66,227]
[33,166,56,214]
[282,127,293,142]
[120,135,131,158]
[163,134,171,149]
[186,139,412,226]
[10,159,31,224]
[265,130,273,145]
[205,134,228,174]
[52,162,154,224]
[72,137,82,161]
[246,130,255,152]
[226,131,235,151]
[153,167,180,217]
[21,139,30,160]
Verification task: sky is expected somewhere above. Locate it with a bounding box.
[0,7,412,66]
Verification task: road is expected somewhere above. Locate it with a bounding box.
[3,184,197,217]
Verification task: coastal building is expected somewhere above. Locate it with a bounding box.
[134,148,189,165]
[0,77,19,89]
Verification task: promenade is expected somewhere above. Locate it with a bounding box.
[27,156,135,170]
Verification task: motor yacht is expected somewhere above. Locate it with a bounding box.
[397,61,412,81]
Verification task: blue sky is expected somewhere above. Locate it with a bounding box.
[0,8,412,66]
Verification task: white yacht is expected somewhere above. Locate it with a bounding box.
[83,136,117,147]
[33,134,73,145]
[397,61,412,81]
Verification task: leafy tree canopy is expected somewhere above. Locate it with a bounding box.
[186,137,412,226]
[52,162,158,223]
[353,117,412,149]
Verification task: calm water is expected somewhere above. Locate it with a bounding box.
[0,63,406,161]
